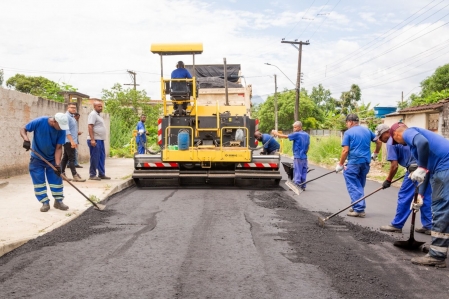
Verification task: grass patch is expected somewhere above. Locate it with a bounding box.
[281,136,341,166]
[120,174,132,180]
[110,147,133,158]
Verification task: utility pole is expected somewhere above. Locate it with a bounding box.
[401,91,404,105]
[274,74,278,131]
[124,70,139,90]
[281,40,310,121]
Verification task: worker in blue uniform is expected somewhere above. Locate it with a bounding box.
[373,124,432,234]
[171,61,192,79]
[391,122,449,268]
[20,113,70,212]
[254,131,280,155]
[136,114,149,154]
[274,121,310,190]
[336,114,382,217]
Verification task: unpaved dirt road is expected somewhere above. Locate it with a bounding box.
[1,168,449,298]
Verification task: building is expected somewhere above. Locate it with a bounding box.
[384,98,449,139]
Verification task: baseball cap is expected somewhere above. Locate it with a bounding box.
[389,122,406,144]
[346,114,359,122]
[373,124,390,141]
[54,113,69,130]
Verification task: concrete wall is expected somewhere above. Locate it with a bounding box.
[0,87,110,179]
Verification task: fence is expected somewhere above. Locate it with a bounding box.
[309,129,342,137]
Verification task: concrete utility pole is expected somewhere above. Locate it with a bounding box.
[124,70,140,90]
[281,40,310,121]
[274,74,278,131]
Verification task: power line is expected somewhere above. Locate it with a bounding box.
[308,0,341,40]
[283,0,317,39]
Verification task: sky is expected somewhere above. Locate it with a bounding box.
[1,0,449,108]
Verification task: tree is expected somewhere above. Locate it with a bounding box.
[6,74,76,102]
[421,64,449,98]
[310,84,336,113]
[336,84,361,115]
[102,84,160,149]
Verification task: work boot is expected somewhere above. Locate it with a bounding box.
[415,227,431,235]
[89,176,101,181]
[75,165,83,168]
[99,175,111,180]
[380,224,402,233]
[411,254,446,268]
[72,173,86,182]
[54,200,69,211]
[347,211,366,218]
[40,202,50,212]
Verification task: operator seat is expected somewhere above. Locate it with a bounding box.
[170,81,190,116]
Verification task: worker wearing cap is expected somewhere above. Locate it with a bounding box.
[136,114,149,154]
[373,123,432,234]
[273,121,310,190]
[20,113,70,212]
[336,114,382,217]
[390,122,449,268]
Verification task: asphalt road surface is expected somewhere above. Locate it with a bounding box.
[1,163,448,298]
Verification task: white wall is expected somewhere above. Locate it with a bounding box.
[0,87,110,178]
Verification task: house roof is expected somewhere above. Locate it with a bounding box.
[397,97,449,114]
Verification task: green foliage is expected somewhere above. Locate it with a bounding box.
[410,89,449,107]
[336,84,361,115]
[6,74,76,102]
[102,84,160,152]
[421,64,449,98]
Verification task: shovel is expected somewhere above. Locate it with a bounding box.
[393,185,425,250]
[318,175,405,227]
[30,148,106,211]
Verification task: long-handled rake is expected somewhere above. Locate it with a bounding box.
[317,175,405,227]
[30,149,106,211]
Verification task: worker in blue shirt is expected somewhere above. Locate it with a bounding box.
[274,121,310,190]
[391,122,449,268]
[136,115,149,154]
[254,131,280,155]
[171,61,192,79]
[373,124,432,234]
[20,113,70,212]
[336,114,382,217]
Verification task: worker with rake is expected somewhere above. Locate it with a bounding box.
[390,122,449,268]
[373,123,432,234]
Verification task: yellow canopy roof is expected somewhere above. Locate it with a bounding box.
[151,43,203,55]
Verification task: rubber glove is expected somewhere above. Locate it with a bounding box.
[371,152,379,161]
[382,179,391,189]
[54,165,62,177]
[23,140,31,151]
[410,167,428,183]
[335,164,344,173]
[412,194,424,211]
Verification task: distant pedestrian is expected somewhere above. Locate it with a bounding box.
[390,122,449,268]
[373,124,431,234]
[136,114,149,154]
[273,121,310,191]
[254,131,280,155]
[87,101,110,180]
[73,112,83,168]
[336,114,382,217]
[60,103,85,182]
[20,113,70,212]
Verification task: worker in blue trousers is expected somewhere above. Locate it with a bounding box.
[336,114,382,217]
[373,124,432,234]
[390,122,449,268]
[20,113,70,212]
[87,101,110,181]
[273,121,310,191]
[254,131,280,155]
[136,114,150,154]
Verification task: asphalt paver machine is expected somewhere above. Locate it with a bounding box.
[132,43,281,187]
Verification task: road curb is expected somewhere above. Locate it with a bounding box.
[0,178,135,258]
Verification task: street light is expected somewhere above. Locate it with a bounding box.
[264,63,295,87]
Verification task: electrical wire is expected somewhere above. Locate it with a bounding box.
[283,0,317,39]
[307,0,341,40]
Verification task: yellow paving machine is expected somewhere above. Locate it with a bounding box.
[132,43,281,187]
